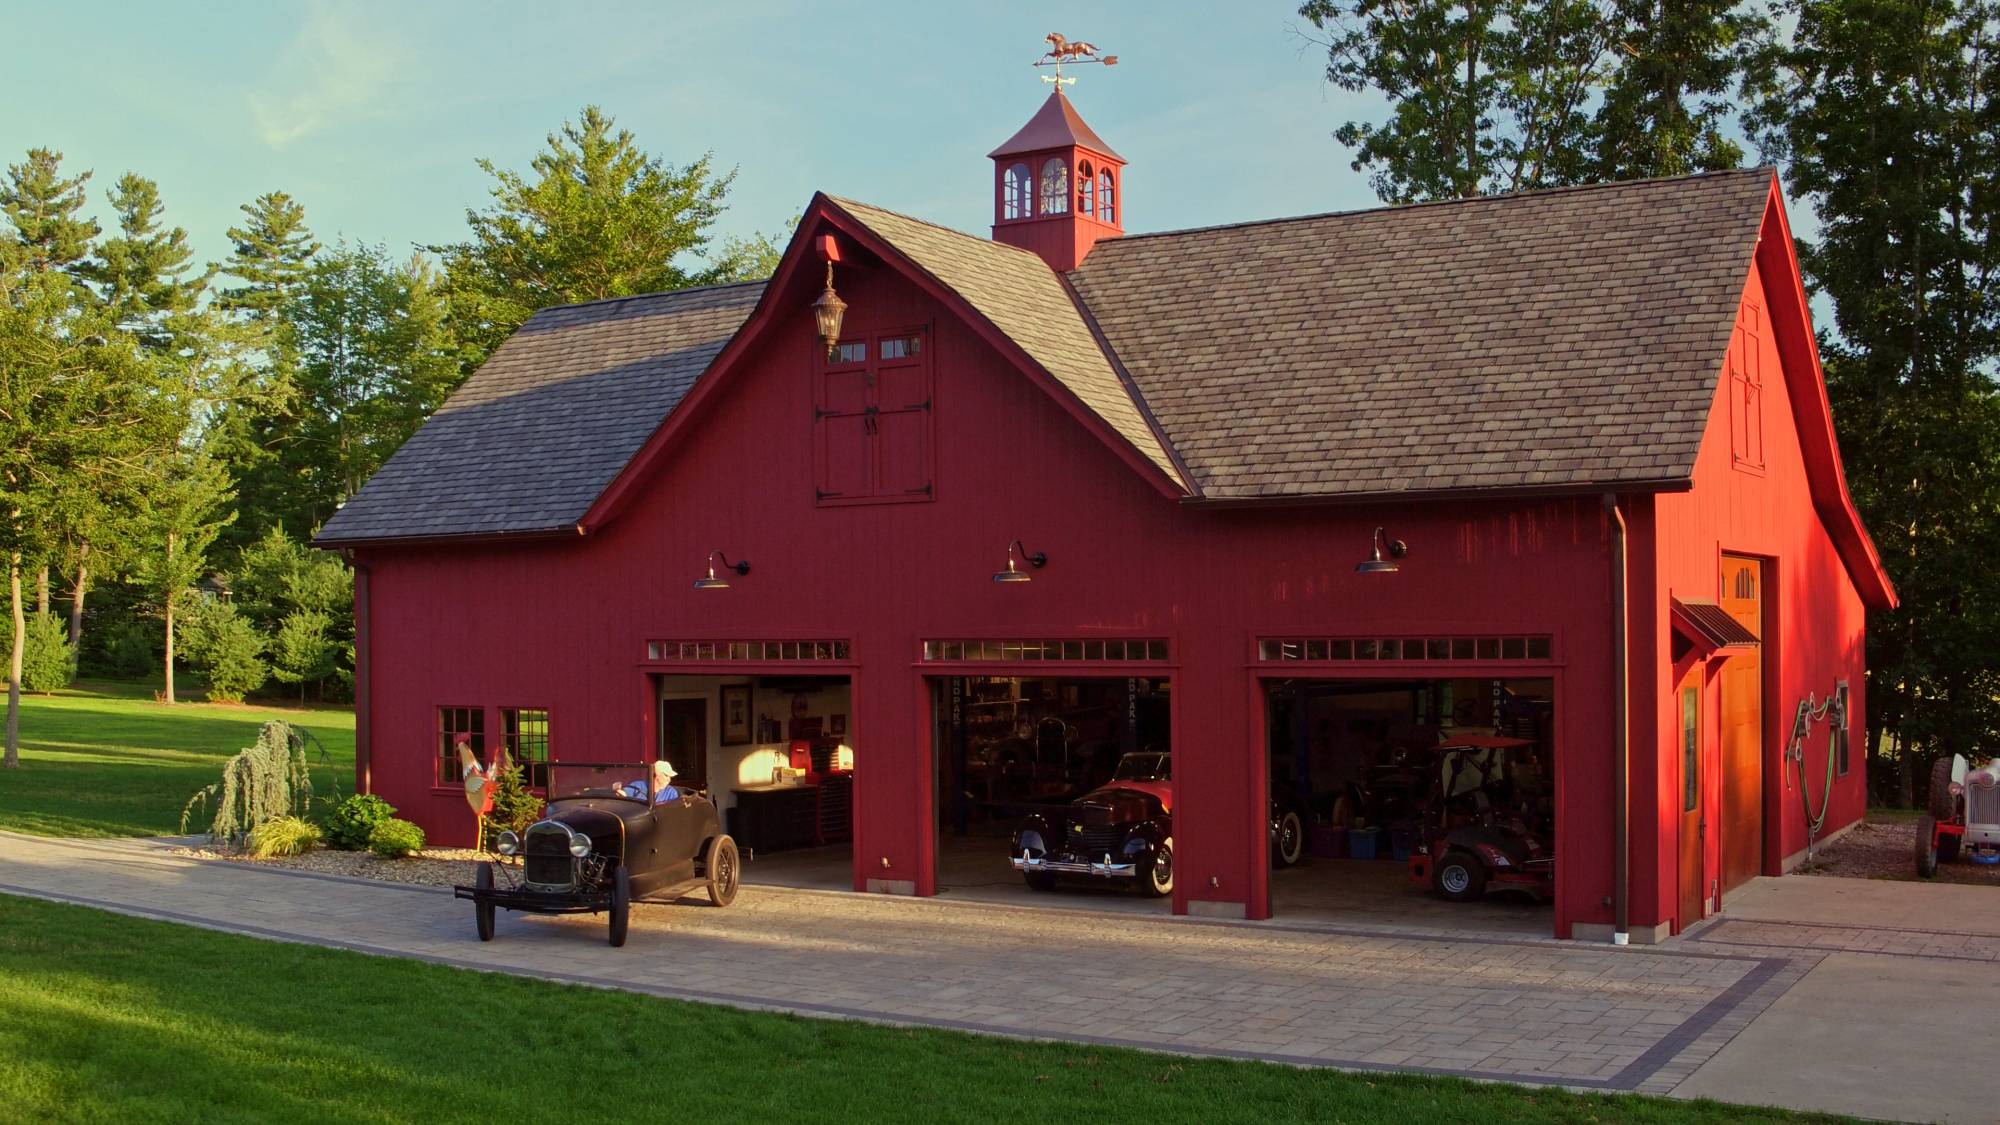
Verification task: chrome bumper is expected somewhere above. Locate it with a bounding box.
[1011,851,1136,878]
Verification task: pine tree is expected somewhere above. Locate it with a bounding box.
[129,450,235,705]
[78,173,212,345]
[433,105,743,372]
[0,148,99,276]
[217,191,319,320]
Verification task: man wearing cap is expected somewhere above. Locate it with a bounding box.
[619,759,681,804]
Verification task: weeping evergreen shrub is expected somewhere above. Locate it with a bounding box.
[179,720,316,844]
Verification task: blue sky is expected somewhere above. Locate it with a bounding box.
[5,3,1388,270]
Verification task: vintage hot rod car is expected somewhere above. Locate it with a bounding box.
[1012,750,1176,896]
[453,761,740,946]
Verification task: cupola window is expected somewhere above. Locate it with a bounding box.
[1002,163,1031,221]
[1078,161,1095,216]
[1039,158,1069,215]
[1098,169,1116,224]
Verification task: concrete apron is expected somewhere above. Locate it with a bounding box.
[1674,874,2000,1124]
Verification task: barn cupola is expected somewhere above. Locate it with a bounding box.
[989,88,1124,273]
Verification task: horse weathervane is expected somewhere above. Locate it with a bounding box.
[1034,32,1118,88]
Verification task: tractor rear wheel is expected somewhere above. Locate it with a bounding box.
[1930,757,1958,821]
[1916,815,1939,879]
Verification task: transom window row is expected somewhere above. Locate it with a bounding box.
[922,638,1169,663]
[1258,636,1554,662]
[647,639,852,662]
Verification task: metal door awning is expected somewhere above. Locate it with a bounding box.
[1672,598,1760,649]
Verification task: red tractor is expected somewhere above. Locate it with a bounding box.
[1408,735,1556,902]
[1917,754,2000,877]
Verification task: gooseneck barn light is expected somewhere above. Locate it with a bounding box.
[694,550,752,590]
[993,539,1047,584]
[811,261,848,360]
[1356,527,1407,574]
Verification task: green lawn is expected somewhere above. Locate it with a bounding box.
[0,895,1841,1125]
[0,679,354,837]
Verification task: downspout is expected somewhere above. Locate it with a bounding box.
[343,550,371,796]
[1605,494,1630,946]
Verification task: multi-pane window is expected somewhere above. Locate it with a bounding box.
[1039,158,1069,215]
[921,638,1170,662]
[1078,161,1096,216]
[815,328,933,505]
[1098,169,1116,224]
[437,706,484,786]
[1682,687,1700,812]
[1002,163,1031,221]
[503,708,550,790]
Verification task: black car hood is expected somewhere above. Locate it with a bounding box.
[545,802,632,855]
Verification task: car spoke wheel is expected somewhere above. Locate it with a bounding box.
[1916,815,1939,879]
[474,862,496,942]
[1433,849,1487,902]
[608,865,632,946]
[705,835,741,907]
[1273,810,1304,868]
[1139,840,1174,898]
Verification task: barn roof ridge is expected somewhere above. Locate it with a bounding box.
[524,277,770,316]
[1104,165,1776,247]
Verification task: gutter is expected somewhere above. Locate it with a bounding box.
[1605,494,1630,946]
[1178,477,1693,512]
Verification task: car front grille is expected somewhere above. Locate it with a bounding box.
[1065,825,1123,859]
[1969,780,2000,825]
[523,826,574,888]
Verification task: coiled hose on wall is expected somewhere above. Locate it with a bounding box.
[1785,686,1847,862]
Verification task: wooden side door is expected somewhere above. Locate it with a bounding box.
[660,698,708,792]
[1677,671,1704,928]
[1719,555,1764,893]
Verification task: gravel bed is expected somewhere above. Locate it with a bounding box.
[169,844,503,888]
[1795,818,2000,885]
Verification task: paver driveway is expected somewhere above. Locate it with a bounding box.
[0,831,1801,1098]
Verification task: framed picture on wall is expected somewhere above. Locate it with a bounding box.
[720,684,753,746]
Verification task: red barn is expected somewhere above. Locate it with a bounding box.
[318,91,1894,941]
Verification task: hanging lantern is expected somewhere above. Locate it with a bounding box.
[811,261,847,360]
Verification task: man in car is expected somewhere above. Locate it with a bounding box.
[619,760,682,803]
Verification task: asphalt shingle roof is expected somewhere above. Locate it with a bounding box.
[316,280,763,544]
[1067,168,1774,498]
[321,170,1780,544]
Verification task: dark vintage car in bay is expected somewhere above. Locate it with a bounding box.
[1009,750,1307,897]
[1011,751,1177,896]
[454,761,740,946]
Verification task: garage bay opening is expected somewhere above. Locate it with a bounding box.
[932,670,1172,912]
[649,667,856,892]
[1266,676,1555,933]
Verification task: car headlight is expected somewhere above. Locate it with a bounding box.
[495,830,519,856]
[568,833,592,858]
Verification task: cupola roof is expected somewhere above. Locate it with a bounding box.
[987,90,1122,161]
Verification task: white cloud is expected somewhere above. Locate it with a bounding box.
[247,5,413,148]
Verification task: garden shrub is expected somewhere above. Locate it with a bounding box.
[22,614,76,694]
[246,815,322,858]
[325,794,397,852]
[367,818,426,858]
[179,721,314,844]
[483,762,545,849]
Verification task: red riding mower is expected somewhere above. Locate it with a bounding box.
[1409,735,1556,902]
